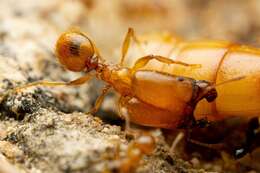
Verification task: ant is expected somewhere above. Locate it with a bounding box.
[14,28,219,129]
[119,132,155,173]
[103,131,156,173]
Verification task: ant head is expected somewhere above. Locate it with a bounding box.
[134,133,156,154]
[55,30,98,72]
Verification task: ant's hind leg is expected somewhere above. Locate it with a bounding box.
[86,84,111,115]
[120,28,144,66]
[169,132,184,154]
[187,138,224,151]
[131,55,201,73]
[14,73,94,93]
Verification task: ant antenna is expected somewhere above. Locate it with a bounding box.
[214,76,246,88]
[196,76,245,103]
[205,76,246,92]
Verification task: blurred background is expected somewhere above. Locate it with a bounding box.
[81,0,260,57]
[2,0,260,59]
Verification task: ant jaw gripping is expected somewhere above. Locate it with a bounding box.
[55,30,98,72]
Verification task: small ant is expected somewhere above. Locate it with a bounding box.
[120,133,155,173]
[104,132,156,173]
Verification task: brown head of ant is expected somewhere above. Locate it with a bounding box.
[175,79,218,128]
[178,76,245,129]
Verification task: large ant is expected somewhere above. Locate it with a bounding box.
[15,28,218,129]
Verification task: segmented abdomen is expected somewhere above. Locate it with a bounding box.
[128,35,260,120]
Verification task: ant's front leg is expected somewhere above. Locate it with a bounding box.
[86,84,111,115]
[131,55,201,73]
[14,73,94,93]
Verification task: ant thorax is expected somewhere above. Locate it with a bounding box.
[97,64,133,96]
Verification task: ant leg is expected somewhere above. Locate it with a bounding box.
[131,55,201,73]
[118,96,132,133]
[14,73,94,93]
[91,40,105,62]
[120,28,144,66]
[118,96,144,136]
[187,137,224,151]
[86,84,111,114]
[170,132,184,154]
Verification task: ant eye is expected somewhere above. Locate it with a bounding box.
[205,89,217,102]
[55,31,95,72]
[176,77,184,82]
